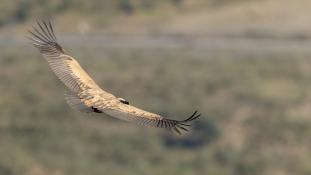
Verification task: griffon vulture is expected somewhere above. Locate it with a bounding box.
[28,20,200,134]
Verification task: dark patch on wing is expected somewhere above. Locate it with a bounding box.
[120,99,129,105]
[121,100,130,105]
[91,106,103,113]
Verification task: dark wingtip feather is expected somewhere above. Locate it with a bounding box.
[28,19,65,54]
[167,110,201,134]
[182,110,201,122]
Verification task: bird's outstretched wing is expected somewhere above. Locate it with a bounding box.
[29,20,200,134]
[100,103,201,134]
[28,20,113,96]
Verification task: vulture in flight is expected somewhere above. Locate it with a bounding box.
[28,20,200,134]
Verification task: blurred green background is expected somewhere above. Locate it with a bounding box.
[0,0,311,175]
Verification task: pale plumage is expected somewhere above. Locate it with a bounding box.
[29,20,200,134]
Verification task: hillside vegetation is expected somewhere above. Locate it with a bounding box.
[1,44,311,175]
[1,0,311,37]
[0,0,311,175]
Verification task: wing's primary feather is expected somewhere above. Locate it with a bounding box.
[29,19,200,134]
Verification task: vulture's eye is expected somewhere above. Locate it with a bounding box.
[118,98,129,105]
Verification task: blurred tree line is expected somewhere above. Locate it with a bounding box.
[0,0,250,26]
[0,0,185,26]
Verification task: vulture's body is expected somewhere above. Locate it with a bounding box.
[29,20,200,134]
